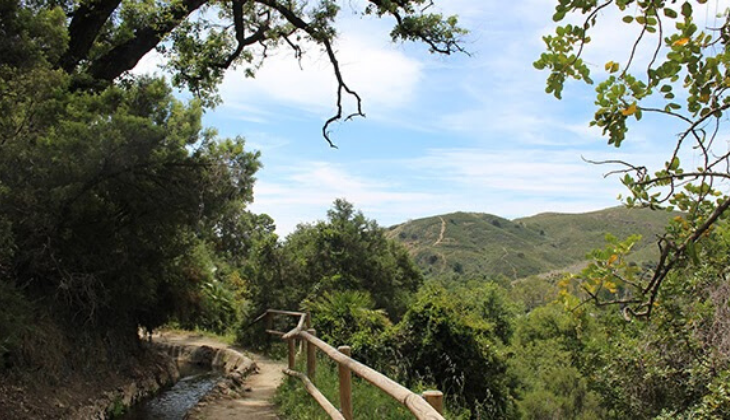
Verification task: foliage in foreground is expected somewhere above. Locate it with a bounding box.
[537,0,730,318]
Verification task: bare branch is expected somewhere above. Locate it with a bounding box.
[254,0,365,147]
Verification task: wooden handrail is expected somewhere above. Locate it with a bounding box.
[253,310,445,420]
[285,369,346,420]
[266,309,307,317]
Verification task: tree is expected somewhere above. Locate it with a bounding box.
[0,71,262,334]
[305,290,392,366]
[22,0,465,145]
[509,305,604,420]
[281,199,422,319]
[536,0,730,317]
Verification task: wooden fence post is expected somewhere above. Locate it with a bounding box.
[300,312,311,355]
[337,346,353,420]
[422,390,444,414]
[288,337,296,370]
[307,328,317,381]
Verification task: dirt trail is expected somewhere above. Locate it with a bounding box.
[433,217,446,246]
[190,355,283,420]
[154,331,285,420]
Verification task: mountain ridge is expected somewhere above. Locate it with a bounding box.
[386,206,675,281]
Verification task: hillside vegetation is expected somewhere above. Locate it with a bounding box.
[386,207,676,280]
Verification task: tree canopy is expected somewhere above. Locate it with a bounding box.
[18,0,465,145]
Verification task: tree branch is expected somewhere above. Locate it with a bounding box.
[57,0,124,72]
[254,0,365,147]
[84,0,208,84]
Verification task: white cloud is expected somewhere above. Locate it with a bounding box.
[247,144,662,236]
[217,20,423,121]
[130,50,167,76]
[249,161,443,235]
[189,0,717,236]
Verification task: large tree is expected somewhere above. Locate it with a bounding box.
[536,0,730,317]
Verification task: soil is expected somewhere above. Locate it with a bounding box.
[186,355,284,419]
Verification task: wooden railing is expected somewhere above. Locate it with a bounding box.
[253,309,445,420]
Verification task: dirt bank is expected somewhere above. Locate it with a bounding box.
[0,341,178,420]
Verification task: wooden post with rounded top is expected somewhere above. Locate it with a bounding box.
[422,390,444,414]
[337,346,353,420]
[306,328,317,381]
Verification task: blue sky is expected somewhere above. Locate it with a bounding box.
[136,0,726,236]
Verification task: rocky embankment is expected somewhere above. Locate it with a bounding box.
[152,332,264,419]
[69,351,180,420]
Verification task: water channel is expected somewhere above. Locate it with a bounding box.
[119,364,222,420]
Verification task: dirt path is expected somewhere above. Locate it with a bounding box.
[154,331,285,420]
[189,354,284,420]
[433,217,446,246]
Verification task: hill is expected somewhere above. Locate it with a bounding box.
[386,207,675,281]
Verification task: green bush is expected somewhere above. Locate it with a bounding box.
[305,290,391,365]
[389,284,517,418]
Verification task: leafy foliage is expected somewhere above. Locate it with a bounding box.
[13,0,465,146]
[537,0,730,316]
[509,305,604,420]
[389,283,518,418]
[1,62,261,344]
[305,290,391,366]
[279,199,422,319]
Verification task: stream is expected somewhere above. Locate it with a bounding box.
[119,364,222,420]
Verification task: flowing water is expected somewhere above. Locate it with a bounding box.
[119,364,222,420]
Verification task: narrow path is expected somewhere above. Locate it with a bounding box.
[154,331,285,420]
[433,217,446,246]
[189,354,284,420]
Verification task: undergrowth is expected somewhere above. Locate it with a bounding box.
[274,355,468,419]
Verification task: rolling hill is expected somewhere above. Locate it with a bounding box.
[385,207,676,281]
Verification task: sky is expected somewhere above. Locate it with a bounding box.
[136,0,730,236]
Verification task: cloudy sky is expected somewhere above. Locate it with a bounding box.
[137,0,729,236]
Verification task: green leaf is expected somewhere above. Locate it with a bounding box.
[622,15,634,23]
[681,2,692,18]
[669,157,680,170]
[663,8,678,19]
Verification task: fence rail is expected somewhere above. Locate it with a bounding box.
[255,309,445,420]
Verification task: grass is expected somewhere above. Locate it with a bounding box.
[275,355,463,419]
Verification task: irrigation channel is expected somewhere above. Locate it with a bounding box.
[120,363,222,420]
